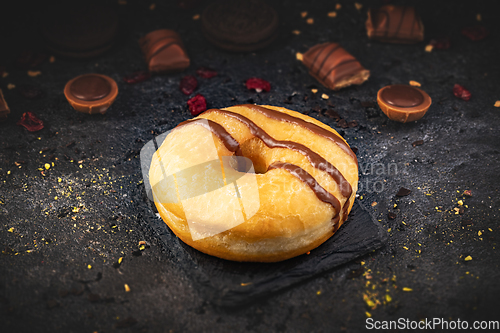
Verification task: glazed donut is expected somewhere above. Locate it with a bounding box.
[149,104,358,262]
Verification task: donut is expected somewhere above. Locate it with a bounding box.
[149,104,358,262]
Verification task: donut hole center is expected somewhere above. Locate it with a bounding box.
[237,138,270,174]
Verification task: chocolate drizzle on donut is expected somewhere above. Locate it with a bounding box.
[176,118,240,153]
[267,162,341,217]
[241,104,358,164]
[206,108,352,198]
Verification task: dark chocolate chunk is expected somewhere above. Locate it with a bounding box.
[201,0,279,52]
[115,317,138,329]
[18,84,44,99]
[139,29,190,73]
[396,187,411,197]
[70,75,111,101]
[366,6,424,44]
[388,212,397,220]
[88,293,100,302]
[412,140,424,147]
[302,42,370,90]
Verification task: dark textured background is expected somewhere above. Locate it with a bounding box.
[1,0,499,332]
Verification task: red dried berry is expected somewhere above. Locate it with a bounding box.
[429,37,451,50]
[245,78,271,93]
[180,75,198,95]
[453,84,471,101]
[17,112,44,132]
[123,71,151,84]
[187,94,207,116]
[461,26,489,41]
[196,67,218,79]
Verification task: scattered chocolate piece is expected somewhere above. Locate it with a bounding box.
[41,3,118,58]
[201,0,279,52]
[453,84,471,101]
[139,29,190,73]
[325,109,340,119]
[351,147,358,154]
[461,26,489,41]
[301,42,370,90]
[64,74,118,114]
[88,293,100,302]
[123,71,151,85]
[180,75,198,95]
[70,287,84,296]
[115,316,138,329]
[0,89,10,121]
[15,51,47,69]
[461,219,473,227]
[246,78,271,93]
[361,101,376,108]
[366,6,424,43]
[348,120,358,128]
[17,112,44,132]
[396,187,411,197]
[377,84,432,123]
[18,84,44,99]
[388,212,397,220]
[347,266,364,279]
[412,140,424,147]
[46,299,59,309]
[187,94,207,116]
[338,119,348,128]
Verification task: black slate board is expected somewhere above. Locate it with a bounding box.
[139,191,386,307]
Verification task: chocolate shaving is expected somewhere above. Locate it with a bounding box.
[396,187,411,197]
[412,140,424,147]
[388,212,397,220]
[115,316,137,329]
[361,101,376,108]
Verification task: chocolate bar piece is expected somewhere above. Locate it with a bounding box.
[0,89,10,121]
[139,29,190,73]
[366,5,424,44]
[301,42,370,90]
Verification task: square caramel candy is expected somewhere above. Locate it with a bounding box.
[366,5,424,43]
[301,42,370,90]
[139,29,190,73]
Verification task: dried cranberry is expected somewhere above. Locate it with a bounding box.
[123,71,151,84]
[18,84,44,99]
[245,78,271,93]
[179,75,198,95]
[196,67,218,79]
[429,37,451,50]
[187,94,207,116]
[17,112,44,132]
[453,84,471,101]
[461,26,489,41]
[15,51,47,69]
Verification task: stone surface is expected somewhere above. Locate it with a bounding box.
[0,0,499,331]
